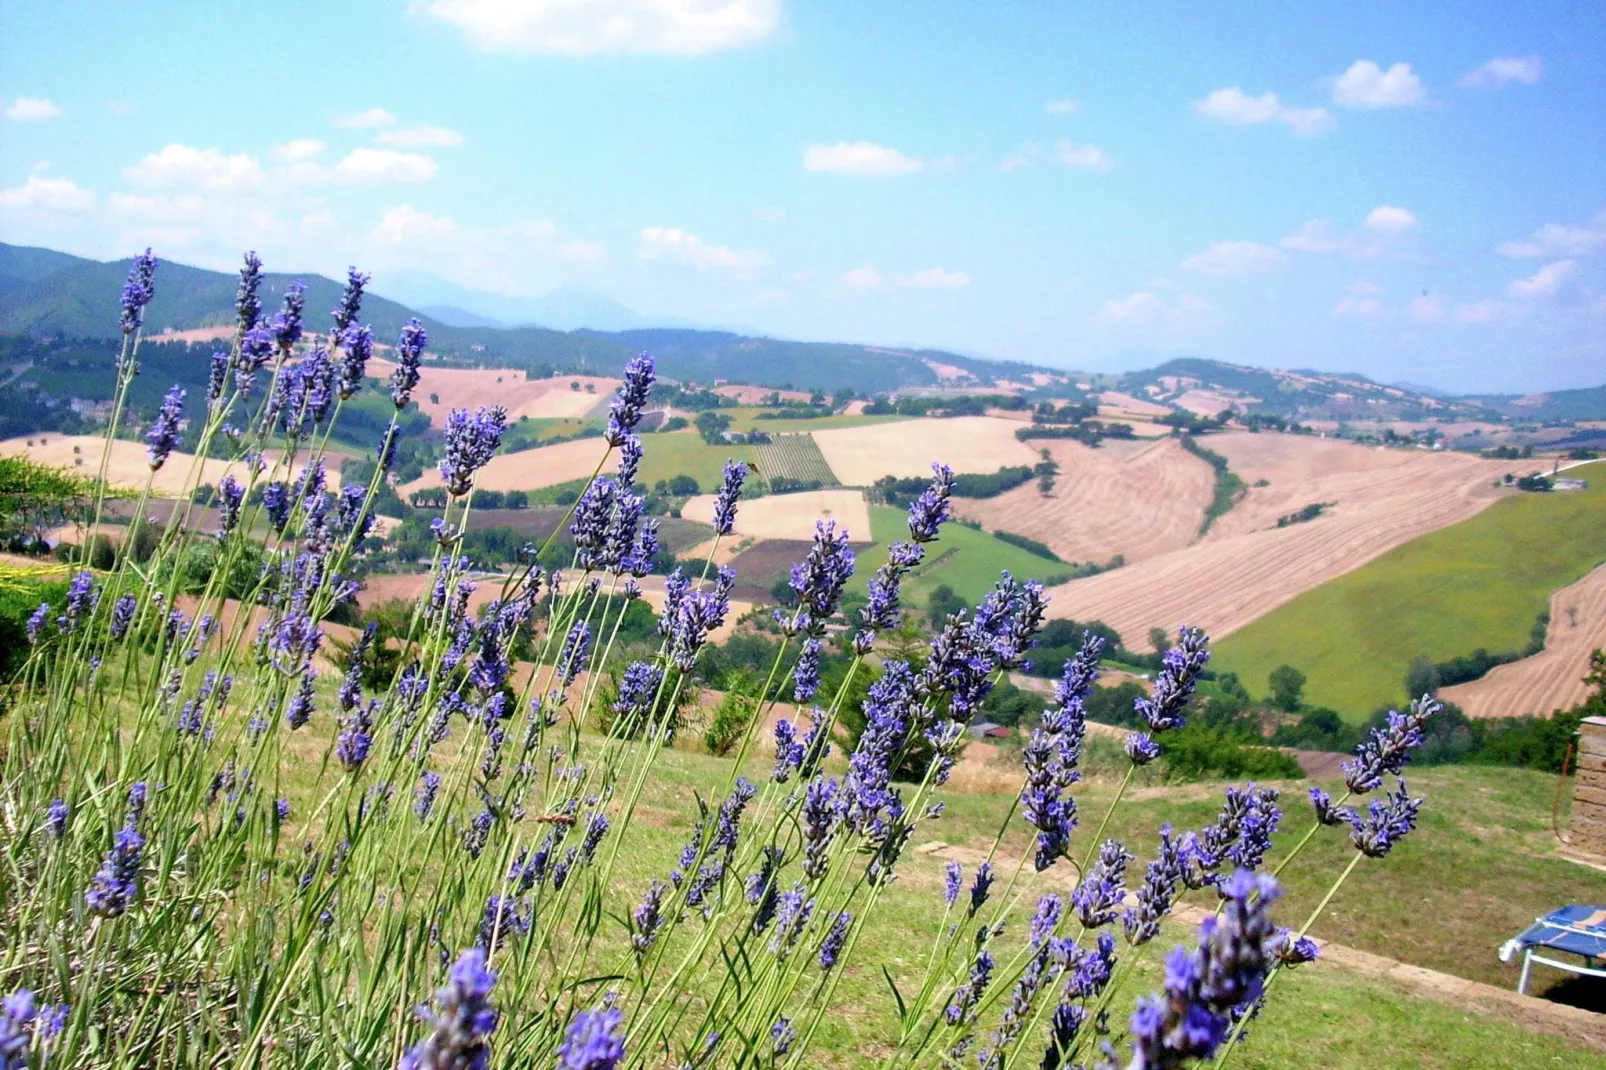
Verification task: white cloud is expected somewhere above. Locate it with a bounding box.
[1408,295,1444,322]
[1100,290,1214,324]
[803,141,923,176]
[1333,294,1383,319]
[1283,207,1418,260]
[125,144,267,192]
[639,226,767,269]
[1454,299,1503,323]
[1043,99,1078,115]
[376,125,465,148]
[424,0,780,55]
[1332,60,1425,108]
[1508,259,1578,298]
[1458,55,1543,89]
[843,265,970,290]
[338,107,397,129]
[1191,87,1334,136]
[561,239,607,262]
[4,97,63,121]
[1363,205,1418,232]
[0,174,94,211]
[332,148,438,185]
[371,204,460,245]
[1055,140,1111,171]
[752,206,784,222]
[1498,210,1606,258]
[1181,240,1283,277]
[271,139,327,162]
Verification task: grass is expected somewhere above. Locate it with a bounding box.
[501,416,603,451]
[852,505,1072,606]
[1213,461,1606,717]
[636,430,760,493]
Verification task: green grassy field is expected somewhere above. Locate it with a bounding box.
[636,430,760,492]
[501,416,603,451]
[852,504,1071,606]
[1213,462,1606,717]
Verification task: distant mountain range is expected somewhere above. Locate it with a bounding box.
[1,242,1602,422]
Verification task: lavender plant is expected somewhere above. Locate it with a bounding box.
[0,252,1436,1070]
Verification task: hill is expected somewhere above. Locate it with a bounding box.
[1211,461,1606,717]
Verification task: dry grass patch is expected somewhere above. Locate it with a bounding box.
[680,487,869,541]
[811,416,1039,485]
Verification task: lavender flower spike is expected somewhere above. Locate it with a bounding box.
[390,319,428,408]
[120,248,158,335]
[146,386,185,470]
[1344,694,1440,794]
[712,459,748,535]
[399,948,500,1070]
[1132,625,1211,735]
[339,324,373,400]
[606,353,656,445]
[332,266,370,333]
[908,462,955,543]
[236,250,263,331]
[271,280,307,352]
[1349,778,1423,858]
[439,405,509,496]
[1,989,39,1065]
[557,1006,626,1070]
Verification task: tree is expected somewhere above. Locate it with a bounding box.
[666,474,700,496]
[926,585,966,631]
[1268,665,1307,713]
[1404,656,1441,700]
[1148,627,1171,655]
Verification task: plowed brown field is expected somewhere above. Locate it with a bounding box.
[1441,562,1606,718]
[1042,435,1512,640]
[369,359,617,427]
[954,438,1214,565]
[811,416,1040,485]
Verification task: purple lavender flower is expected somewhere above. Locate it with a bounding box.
[557,621,592,686]
[786,520,855,634]
[62,569,97,629]
[712,460,747,534]
[285,672,317,730]
[1123,824,1189,946]
[606,353,656,446]
[855,540,925,651]
[146,386,185,470]
[1349,778,1422,857]
[261,480,291,532]
[792,639,822,703]
[439,405,508,496]
[337,699,377,773]
[771,718,805,782]
[1190,785,1282,890]
[908,462,955,542]
[1071,839,1133,929]
[1030,893,1064,949]
[339,324,374,400]
[769,881,814,956]
[300,345,336,426]
[968,861,995,917]
[332,266,369,333]
[944,860,963,908]
[667,568,735,671]
[819,911,852,969]
[1133,625,1211,735]
[206,349,229,404]
[26,603,50,643]
[110,593,137,640]
[271,280,306,353]
[557,1006,625,1070]
[1,989,38,1064]
[399,948,499,1070]
[611,660,663,731]
[1271,929,1320,967]
[47,798,70,839]
[1344,695,1440,794]
[235,250,264,330]
[274,797,292,822]
[414,773,441,820]
[801,777,839,880]
[1124,870,1281,1068]
[771,1017,796,1057]
[86,822,145,917]
[390,319,428,408]
[1041,1002,1087,1070]
[1125,731,1161,766]
[119,248,157,335]
[632,880,667,952]
[1309,786,1355,827]
[477,895,531,955]
[236,325,274,397]
[944,942,996,1027]
[216,474,245,536]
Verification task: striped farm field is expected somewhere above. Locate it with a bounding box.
[955,437,1214,565]
[368,359,615,427]
[403,431,759,497]
[1440,561,1606,718]
[1211,461,1606,717]
[755,433,838,485]
[812,415,1041,485]
[1040,438,1518,683]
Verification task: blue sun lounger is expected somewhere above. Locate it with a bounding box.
[1498,904,1606,994]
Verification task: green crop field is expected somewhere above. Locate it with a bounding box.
[755,433,839,485]
[636,430,759,493]
[1213,462,1606,717]
[500,416,603,452]
[852,504,1073,606]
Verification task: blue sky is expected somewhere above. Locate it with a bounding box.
[1,1,1602,393]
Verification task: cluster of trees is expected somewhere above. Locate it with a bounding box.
[1157,410,1231,435]
[1030,400,1099,425]
[873,464,1041,505]
[1235,412,1314,435]
[1179,434,1246,535]
[861,393,1027,418]
[1275,502,1330,528]
[1483,444,1534,460]
[1014,421,1133,446]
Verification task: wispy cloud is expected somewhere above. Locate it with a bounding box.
[1508,259,1577,298]
[424,0,780,55]
[0,174,94,210]
[639,226,767,269]
[803,141,924,176]
[4,97,63,121]
[1497,210,1606,258]
[843,266,970,290]
[336,107,397,129]
[1191,87,1334,136]
[1458,55,1543,89]
[1332,60,1425,108]
[1181,240,1284,277]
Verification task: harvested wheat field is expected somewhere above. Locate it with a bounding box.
[1042,438,1512,641]
[368,359,617,426]
[1202,432,1507,542]
[1096,390,1172,418]
[403,436,608,495]
[811,416,1040,485]
[712,383,810,404]
[680,488,870,542]
[954,438,1214,565]
[1173,389,1246,417]
[0,434,344,497]
[1441,562,1606,718]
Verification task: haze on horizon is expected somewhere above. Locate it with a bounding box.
[0,0,1602,394]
